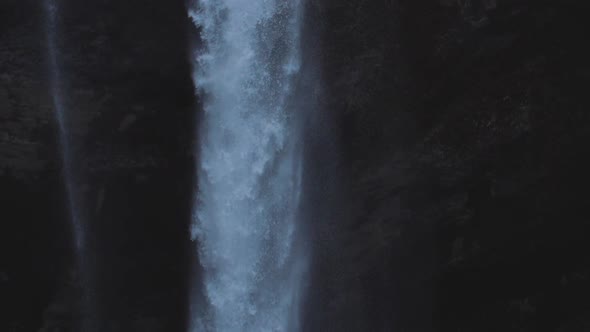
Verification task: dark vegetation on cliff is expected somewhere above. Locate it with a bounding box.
[1,0,589,331]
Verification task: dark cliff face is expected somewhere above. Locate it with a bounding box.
[1,0,195,330]
[306,0,590,331]
[1,0,590,331]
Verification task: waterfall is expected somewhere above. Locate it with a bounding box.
[44,0,95,329]
[44,0,85,253]
[188,0,306,331]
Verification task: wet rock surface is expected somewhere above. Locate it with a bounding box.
[1,0,194,331]
[305,0,590,331]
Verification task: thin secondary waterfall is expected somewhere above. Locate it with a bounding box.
[44,0,85,253]
[188,0,306,331]
[44,2,96,330]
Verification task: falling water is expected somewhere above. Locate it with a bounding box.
[44,0,84,252]
[188,0,306,331]
[43,1,97,330]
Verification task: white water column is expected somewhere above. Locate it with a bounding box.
[189,0,306,331]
